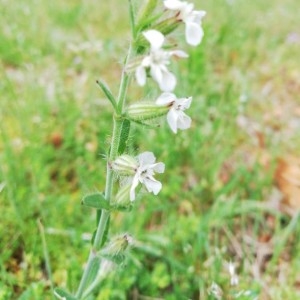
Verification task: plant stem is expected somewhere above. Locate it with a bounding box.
[75,47,131,299]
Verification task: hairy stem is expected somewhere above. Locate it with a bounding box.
[75,48,132,299]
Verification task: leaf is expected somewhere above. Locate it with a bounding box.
[82,193,110,210]
[96,80,117,110]
[54,288,77,300]
[136,0,158,28]
[100,216,110,247]
[96,209,101,226]
[82,255,101,290]
[128,0,136,38]
[118,119,131,154]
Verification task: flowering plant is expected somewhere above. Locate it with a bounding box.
[54,1,206,299]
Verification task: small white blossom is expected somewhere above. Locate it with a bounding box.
[207,282,223,300]
[226,261,239,286]
[135,29,188,92]
[130,152,165,201]
[156,92,192,133]
[164,0,206,46]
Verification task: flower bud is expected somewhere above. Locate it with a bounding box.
[153,16,180,37]
[111,155,137,175]
[112,184,132,209]
[126,101,169,122]
[137,0,158,25]
[99,234,134,264]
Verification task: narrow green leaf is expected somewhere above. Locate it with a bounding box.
[101,216,110,247]
[137,12,163,32]
[96,209,101,226]
[91,228,97,245]
[54,288,77,300]
[83,255,101,290]
[118,119,131,154]
[128,0,136,39]
[96,80,117,110]
[82,193,110,210]
[136,0,160,32]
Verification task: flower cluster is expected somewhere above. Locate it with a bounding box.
[60,2,207,298]
[112,0,206,202]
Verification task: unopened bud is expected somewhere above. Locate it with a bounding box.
[112,184,132,209]
[100,234,133,262]
[153,16,180,37]
[127,101,169,122]
[112,155,137,175]
[137,0,158,25]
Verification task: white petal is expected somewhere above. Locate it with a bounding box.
[153,162,165,173]
[135,65,147,86]
[184,3,195,18]
[159,71,177,92]
[170,50,189,58]
[150,65,163,85]
[141,56,151,67]
[164,0,186,10]
[138,151,156,165]
[143,30,165,50]
[191,10,206,23]
[143,177,162,195]
[177,112,192,130]
[185,22,204,46]
[167,109,179,133]
[130,175,140,201]
[176,96,192,109]
[156,92,176,105]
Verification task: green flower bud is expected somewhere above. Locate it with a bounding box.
[99,234,133,264]
[126,101,169,122]
[112,155,137,175]
[113,184,132,209]
[137,0,158,25]
[153,16,180,37]
[134,16,180,53]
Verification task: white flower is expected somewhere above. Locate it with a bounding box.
[156,92,192,133]
[135,29,188,92]
[130,152,165,201]
[164,0,206,46]
[227,261,239,286]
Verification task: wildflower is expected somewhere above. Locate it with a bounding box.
[112,152,165,201]
[207,282,223,300]
[164,0,206,46]
[100,234,133,257]
[135,29,188,92]
[226,261,239,286]
[156,92,192,133]
[130,152,165,201]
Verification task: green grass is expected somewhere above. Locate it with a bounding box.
[1,0,300,299]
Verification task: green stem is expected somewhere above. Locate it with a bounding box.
[75,48,132,299]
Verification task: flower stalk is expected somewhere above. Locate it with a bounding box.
[75,48,132,299]
[54,1,206,299]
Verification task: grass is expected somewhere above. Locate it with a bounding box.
[1,0,300,299]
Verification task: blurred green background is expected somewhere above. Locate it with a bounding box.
[1,0,300,299]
